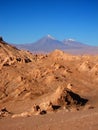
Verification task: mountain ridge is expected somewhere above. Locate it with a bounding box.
[11,35,98,54]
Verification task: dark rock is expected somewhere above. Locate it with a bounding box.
[33,104,40,112]
[65,90,88,106]
[0,36,3,41]
[40,110,47,115]
[0,107,12,118]
[24,58,31,63]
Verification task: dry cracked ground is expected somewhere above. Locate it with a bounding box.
[0,37,98,130]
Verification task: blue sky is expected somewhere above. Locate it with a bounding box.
[0,0,98,46]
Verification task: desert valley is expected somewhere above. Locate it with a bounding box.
[0,37,98,130]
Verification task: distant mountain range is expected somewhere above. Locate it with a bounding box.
[15,35,98,55]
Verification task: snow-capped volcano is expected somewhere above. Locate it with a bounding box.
[15,35,98,54]
[15,35,65,52]
[63,39,89,48]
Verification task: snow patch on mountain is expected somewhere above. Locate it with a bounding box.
[47,34,55,40]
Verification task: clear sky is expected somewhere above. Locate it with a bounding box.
[0,0,98,46]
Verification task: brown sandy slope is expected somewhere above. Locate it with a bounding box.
[0,38,98,129]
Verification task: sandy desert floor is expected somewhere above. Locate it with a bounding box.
[0,108,98,130]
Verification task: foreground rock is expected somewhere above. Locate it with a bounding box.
[12,86,88,118]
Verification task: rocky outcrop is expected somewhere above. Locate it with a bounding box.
[78,61,91,72]
[0,39,34,68]
[0,36,3,42]
[0,107,11,118]
[12,86,88,118]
